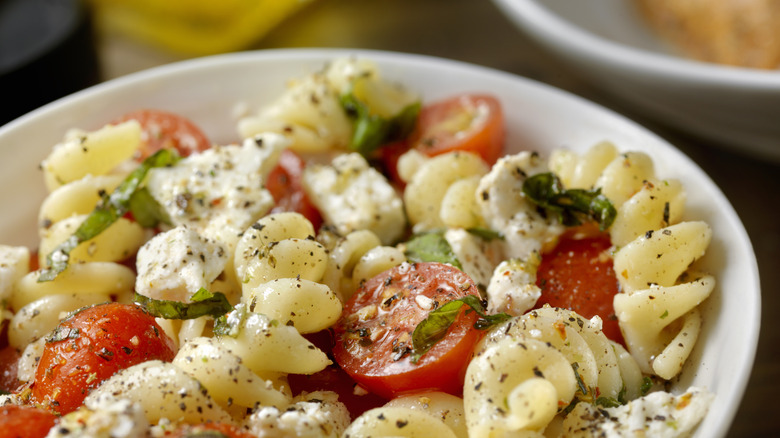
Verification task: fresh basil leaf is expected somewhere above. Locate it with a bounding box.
[617,385,628,405]
[38,149,180,282]
[46,327,80,343]
[409,295,510,363]
[213,303,249,338]
[522,172,616,231]
[595,396,622,408]
[640,376,654,395]
[572,362,589,396]
[404,231,462,270]
[340,92,420,156]
[128,187,171,228]
[134,288,232,320]
[181,431,229,438]
[466,227,504,241]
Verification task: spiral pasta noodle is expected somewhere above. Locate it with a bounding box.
[320,228,405,301]
[546,143,715,380]
[7,123,144,358]
[0,58,720,438]
[400,150,488,232]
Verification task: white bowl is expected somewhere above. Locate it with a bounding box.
[0,48,760,436]
[493,0,780,162]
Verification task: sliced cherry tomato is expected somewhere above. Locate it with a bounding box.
[410,94,504,165]
[31,302,176,414]
[168,422,256,438]
[113,109,211,161]
[374,140,411,188]
[266,149,323,229]
[0,405,58,438]
[289,329,386,419]
[535,229,624,344]
[333,262,483,400]
[0,346,21,393]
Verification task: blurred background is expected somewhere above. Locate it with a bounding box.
[2,0,777,435]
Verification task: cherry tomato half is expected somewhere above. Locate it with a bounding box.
[333,262,483,400]
[375,140,411,188]
[0,405,58,438]
[113,109,211,161]
[31,302,176,414]
[0,346,21,393]
[411,94,505,165]
[266,150,323,230]
[535,230,624,344]
[289,330,386,419]
[168,422,256,438]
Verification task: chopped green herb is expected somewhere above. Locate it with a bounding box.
[522,172,617,231]
[128,187,172,228]
[409,295,510,363]
[641,376,653,395]
[134,288,232,320]
[660,310,669,319]
[181,430,231,438]
[46,327,80,343]
[340,92,420,156]
[561,398,581,416]
[617,385,628,405]
[595,396,622,408]
[466,227,504,241]
[404,231,462,270]
[38,149,180,282]
[213,303,249,338]
[572,362,589,396]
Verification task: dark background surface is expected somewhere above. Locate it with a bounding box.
[6,0,777,435]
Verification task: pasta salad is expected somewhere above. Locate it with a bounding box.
[0,58,715,437]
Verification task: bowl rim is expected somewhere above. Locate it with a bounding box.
[493,0,780,89]
[0,47,762,437]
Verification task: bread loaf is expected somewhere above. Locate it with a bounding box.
[636,0,780,69]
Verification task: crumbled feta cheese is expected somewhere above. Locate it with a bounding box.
[0,245,30,303]
[135,226,227,302]
[557,387,714,437]
[486,254,542,316]
[476,152,563,260]
[17,336,45,383]
[0,393,22,406]
[444,228,503,291]
[146,133,288,249]
[245,391,351,438]
[46,399,148,438]
[303,153,405,245]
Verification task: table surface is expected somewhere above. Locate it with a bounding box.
[95,1,778,436]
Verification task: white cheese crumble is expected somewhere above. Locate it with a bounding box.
[244,391,351,438]
[135,226,227,302]
[146,133,289,249]
[46,399,149,438]
[557,387,714,437]
[444,228,503,291]
[486,254,542,316]
[303,152,405,245]
[0,245,30,303]
[476,152,563,260]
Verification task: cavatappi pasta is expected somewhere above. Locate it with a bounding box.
[0,58,715,437]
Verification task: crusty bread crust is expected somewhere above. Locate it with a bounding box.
[636,0,780,69]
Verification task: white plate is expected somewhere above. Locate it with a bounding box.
[493,0,780,162]
[0,48,760,436]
